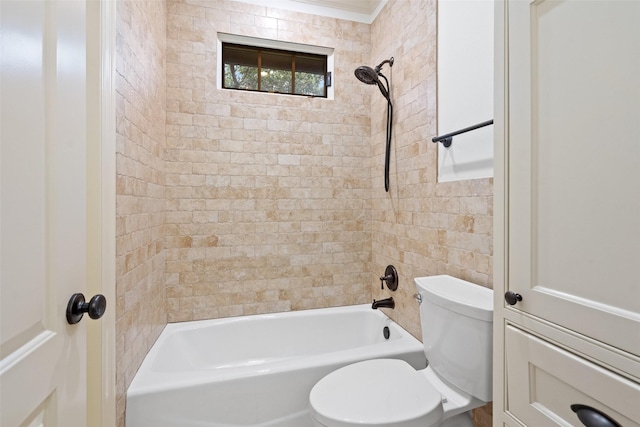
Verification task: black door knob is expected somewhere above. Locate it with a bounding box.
[571,404,622,427]
[66,293,107,325]
[504,291,523,305]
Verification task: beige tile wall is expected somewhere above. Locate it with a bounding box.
[115,1,167,426]
[116,1,493,426]
[369,1,493,426]
[164,0,374,321]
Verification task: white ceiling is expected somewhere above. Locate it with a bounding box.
[291,0,384,15]
[236,0,387,23]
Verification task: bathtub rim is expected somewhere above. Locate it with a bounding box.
[127,304,425,396]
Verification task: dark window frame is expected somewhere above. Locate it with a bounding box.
[222,42,328,98]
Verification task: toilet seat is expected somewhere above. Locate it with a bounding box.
[309,359,444,427]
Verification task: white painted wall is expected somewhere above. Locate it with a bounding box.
[437,0,493,182]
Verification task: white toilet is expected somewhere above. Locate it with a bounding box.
[309,275,493,427]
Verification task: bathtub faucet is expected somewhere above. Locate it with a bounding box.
[371,297,395,310]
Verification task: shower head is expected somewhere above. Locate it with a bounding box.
[354,57,394,101]
[354,65,379,85]
[354,67,390,100]
[354,57,395,193]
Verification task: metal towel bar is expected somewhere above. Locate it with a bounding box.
[432,119,494,147]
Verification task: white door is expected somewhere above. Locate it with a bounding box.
[507,0,640,356]
[1,1,93,425]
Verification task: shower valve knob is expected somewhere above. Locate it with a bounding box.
[504,291,523,306]
[379,265,398,291]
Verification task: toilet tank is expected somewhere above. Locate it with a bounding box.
[415,275,493,402]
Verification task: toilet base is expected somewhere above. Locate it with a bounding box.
[310,411,473,427]
[439,412,473,427]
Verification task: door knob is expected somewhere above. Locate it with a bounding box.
[504,291,523,305]
[66,293,107,325]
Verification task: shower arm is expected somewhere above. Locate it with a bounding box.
[375,57,394,73]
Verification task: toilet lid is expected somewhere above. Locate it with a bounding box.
[309,359,443,427]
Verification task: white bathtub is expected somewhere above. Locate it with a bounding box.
[126,304,426,427]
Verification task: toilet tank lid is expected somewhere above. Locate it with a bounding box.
[414,275,493,321]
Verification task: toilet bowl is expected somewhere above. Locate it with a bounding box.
[309,275,493,427]
[310,359,443,427]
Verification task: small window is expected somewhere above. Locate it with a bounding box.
[222,43,328,98]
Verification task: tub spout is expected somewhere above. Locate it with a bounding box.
[371,297,395,309]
